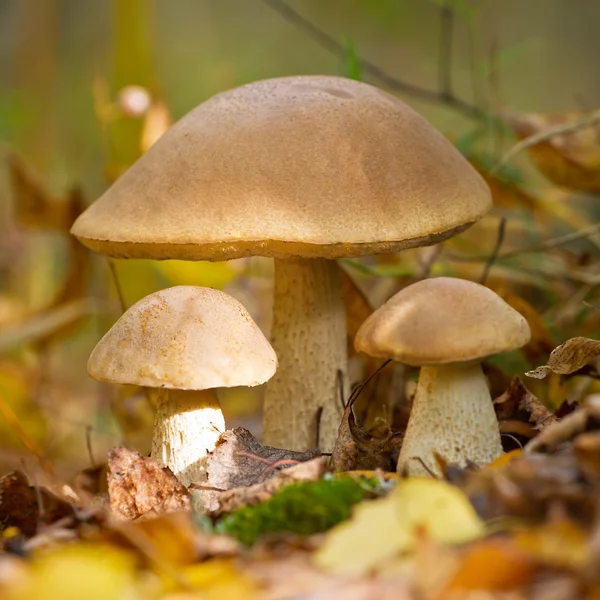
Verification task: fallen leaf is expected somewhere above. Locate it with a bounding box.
[108,511,237,570]
[513,518,589,570]
[509,111,600,193]
[314,478,484,575]
[524,397,600,454]
[494,376,556,447]
[206,456,328,517]
[330,396,401,472]
[445,539,536,592]
[107,447,190,520]
[204,428,319,492]
[0,471,73,538]
[526,337,600,380]
[6,543,139,600]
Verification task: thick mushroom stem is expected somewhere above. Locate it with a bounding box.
[397,363,502,476]
[151,388,225,487]
[263,257,348,451]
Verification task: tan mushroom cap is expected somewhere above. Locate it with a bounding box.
[355,277,531,366]
[71,76,491,261]
[88,286,277,389]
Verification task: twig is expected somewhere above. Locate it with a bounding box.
[261,0,486,120]
[438,0,454,100]
[493,107,600,173]
[315,405,323,448]
[337,368,345,410]
[85,425,96,466]
[108,259,127,312]
[479,217,507,284]
[347,359,392,409]
[415,243,444,281]
[449,220,600,263]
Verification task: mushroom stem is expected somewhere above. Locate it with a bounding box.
[397,363,502,476]
[264,257,348,451]
[151,388,225,486]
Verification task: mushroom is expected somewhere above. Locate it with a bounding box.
[354,277,531,476]
[71,76,491,452]
[87,286,277,486]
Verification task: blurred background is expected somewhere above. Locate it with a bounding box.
[1,0,600,479]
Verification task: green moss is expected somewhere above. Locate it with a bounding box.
[216,476,381,546]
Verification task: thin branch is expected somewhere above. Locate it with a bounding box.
[493,107,600,173]
[479,217,507,285]
[261,0,486,120]
[449,220,600,263]
[108,259,127,312]
[438,0,454,99]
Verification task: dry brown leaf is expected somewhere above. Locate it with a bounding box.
[207,456,328,517]
[330,396,401,472]
[108,510,238,569]
[205,428,319,491]
[0,471,73,537]
[107,447,190,520]
[526,337,600,380]
[509,111,600,193]
[494,376,557,446]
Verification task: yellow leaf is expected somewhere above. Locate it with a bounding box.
[314,478,484,575]
[154,260,239,290]
[8,544,141,600]
[180,560,259,600]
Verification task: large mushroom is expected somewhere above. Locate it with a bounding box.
[88,286,277,486]
[71,76,491,452]
[355,277,531,476]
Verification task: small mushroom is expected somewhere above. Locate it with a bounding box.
[355,277,531,476]
[88,286,277,487]
[71,76,492,452]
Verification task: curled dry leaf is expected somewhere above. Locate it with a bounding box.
[0,471,73,538]
[494,376,556,446]
[192,428,319,514]
[509,111,600,193]
[526,337,600,380]
[525,396,600,454]
[205,428,319,491]
[107,447,190,520]
[207,456,328,517]
[330,397,401,472]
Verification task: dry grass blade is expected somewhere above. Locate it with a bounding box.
[0,300,91,352]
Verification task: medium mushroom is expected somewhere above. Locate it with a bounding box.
[88,285,277,486]
[355,277,531,476]
[71,76,491,452]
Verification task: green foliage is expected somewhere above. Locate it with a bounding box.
[217,476,381,546]
[342,39,362,81]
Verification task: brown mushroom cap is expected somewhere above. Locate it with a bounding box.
[71,76,491,260]
[355,277,531,366]
[88,286,277,389]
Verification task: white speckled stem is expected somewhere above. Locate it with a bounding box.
[397,363,502,476]
[151,388,225,487]
[263,257,348,452]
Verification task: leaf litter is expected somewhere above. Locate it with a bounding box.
[5,350,600,598]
